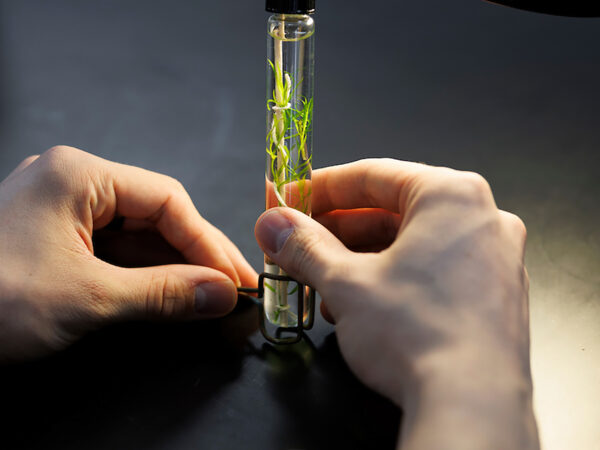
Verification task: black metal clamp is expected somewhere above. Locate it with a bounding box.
[238,273,315,345]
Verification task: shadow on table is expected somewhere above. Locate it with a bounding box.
[0,303,400,450]
[251,334,401,449]
[0,297,258,450]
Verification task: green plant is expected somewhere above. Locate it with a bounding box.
[266,58,313,213]
[264,280,299,324]
[264,57,313,327]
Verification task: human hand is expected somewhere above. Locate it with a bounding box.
[255,159,538,449]
[0,146,256,362]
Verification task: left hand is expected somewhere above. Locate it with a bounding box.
[0,146,257,362]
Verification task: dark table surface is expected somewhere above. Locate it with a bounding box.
[0,1,599,449]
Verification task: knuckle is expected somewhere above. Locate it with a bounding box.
[398,169,425,204]
[36,146,83,191]
[162,176,190,205]
[411,167,453,201]
[164,175,186,193]
[499,211,527,244]
[407,169,500,231]
[356,157,396,179]
[510,214,527,240]
[285,230,322,280]
[458,171,493,201]
[44,145,81,162]
[146,272,187,318]
[420,169,494,207]
[357,158,382,169]
[361,158,400,177]
[171,179,186,193]
[510,216,528,259]
[368,157,395,167]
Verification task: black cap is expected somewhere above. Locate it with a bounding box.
[266,0,315,14]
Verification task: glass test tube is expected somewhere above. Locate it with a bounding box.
[264,11,315,327]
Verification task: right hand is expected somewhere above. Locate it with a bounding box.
[255,159,538,449]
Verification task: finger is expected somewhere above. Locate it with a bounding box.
[311,158,430,215]
[5,155,40,181]
[97,159,243,285]
[32,147,245,285]
[266,177,312,212]
[209,224,259,288]
[254,207,353,291]
[93,261,238,321]
[120,217,259,286]
[315,208,402,251]
[97,221,258,288]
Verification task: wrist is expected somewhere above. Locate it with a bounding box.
[398,340,539,450]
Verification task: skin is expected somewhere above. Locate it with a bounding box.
[0,149,538,448]
[0,146,257,362]
[254,159,539,450]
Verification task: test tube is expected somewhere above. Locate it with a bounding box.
[264,0,315,328]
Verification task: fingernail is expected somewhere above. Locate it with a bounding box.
[194,281,236,316]
[256,209,294,254]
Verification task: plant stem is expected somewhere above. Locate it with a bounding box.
[274,17,289,327]
[274,16,286,205]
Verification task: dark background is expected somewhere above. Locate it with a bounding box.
[0,1,598,449]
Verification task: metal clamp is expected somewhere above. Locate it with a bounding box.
[238,273,315,345]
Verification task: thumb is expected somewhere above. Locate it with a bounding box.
[99,264,238,321]
[254,207,351,291]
